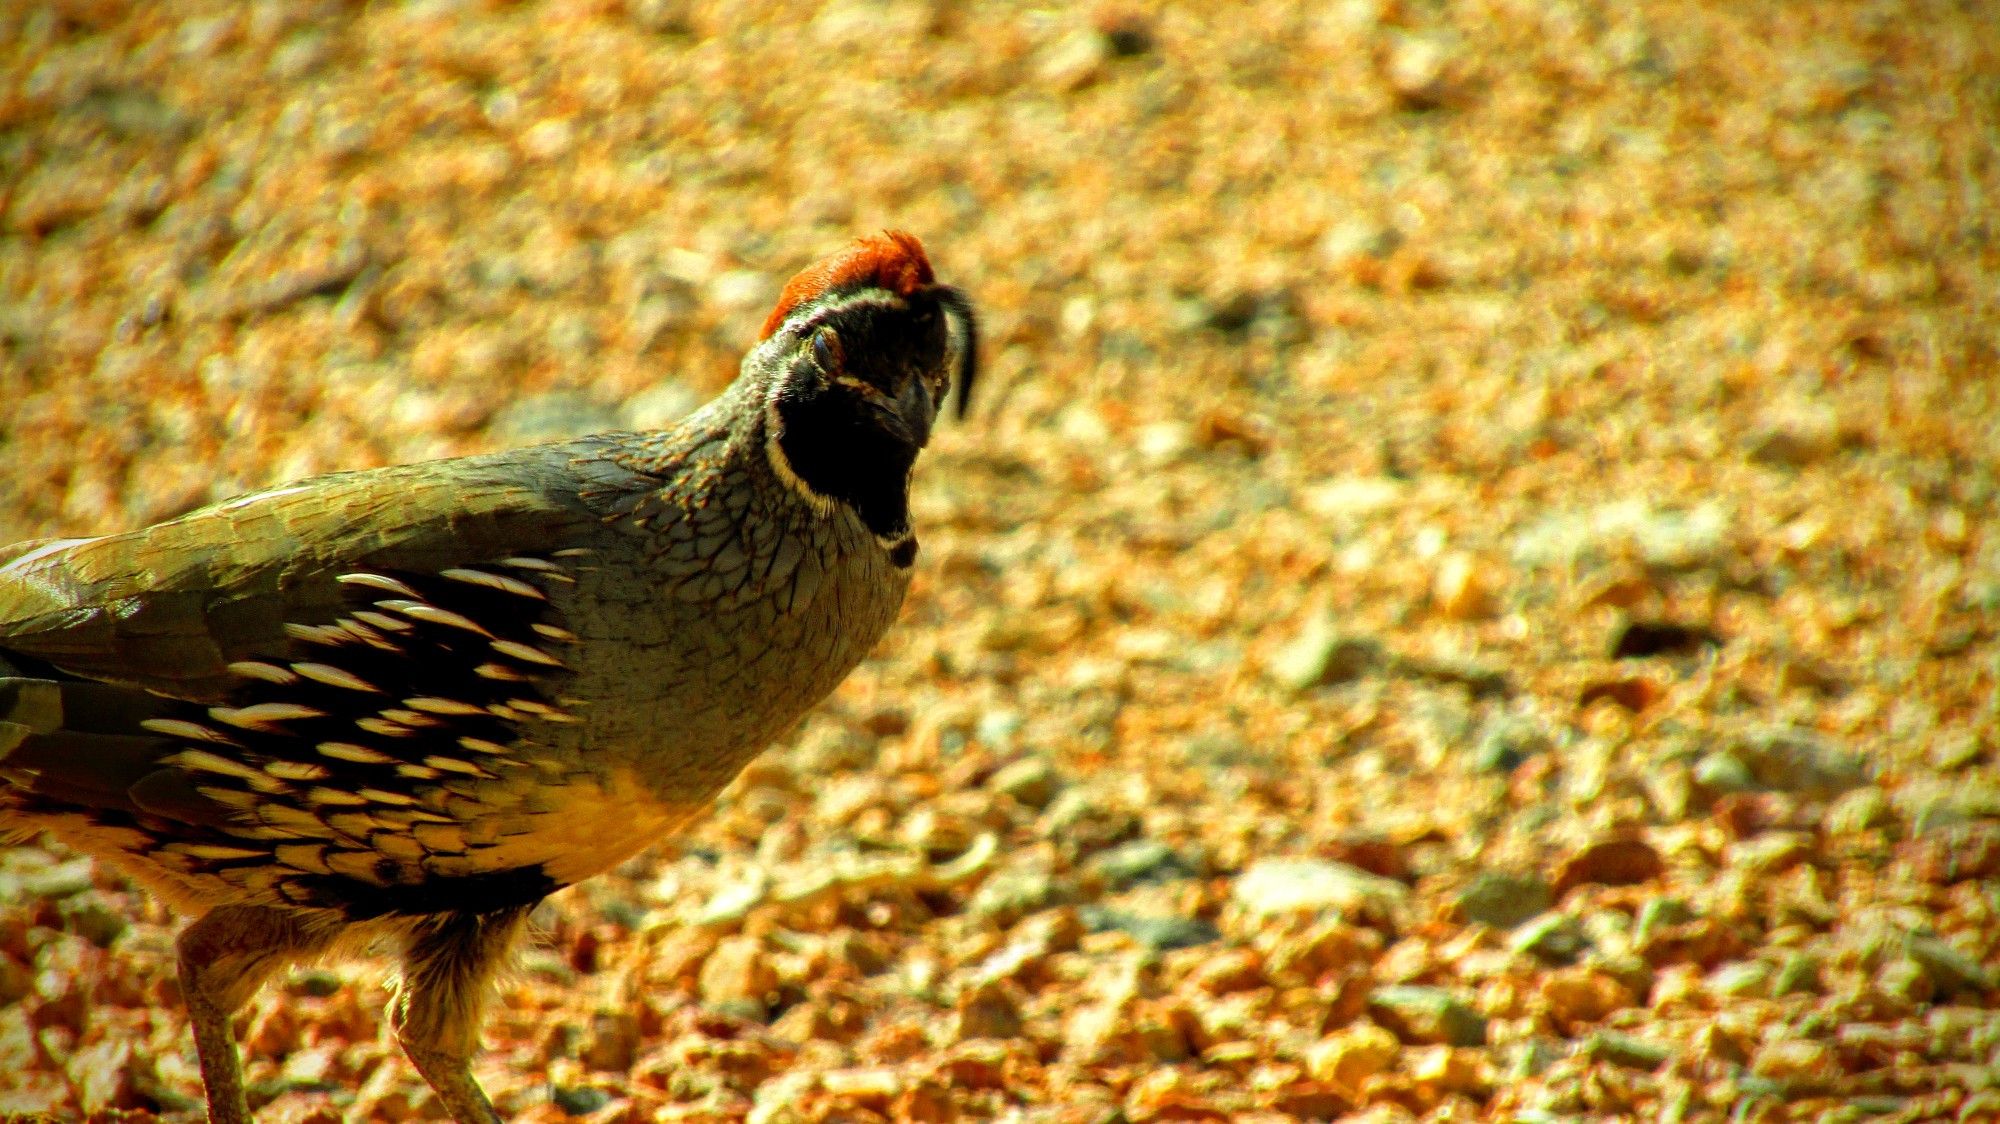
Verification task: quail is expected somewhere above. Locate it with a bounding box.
[0,231,976,1124]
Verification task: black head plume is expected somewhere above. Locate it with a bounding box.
[933,284,978,420]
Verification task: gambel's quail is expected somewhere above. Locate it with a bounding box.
[0,231,976,1123]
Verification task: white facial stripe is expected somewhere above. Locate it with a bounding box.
[769,290,910,343]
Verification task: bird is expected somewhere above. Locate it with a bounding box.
[0,230,976,1124]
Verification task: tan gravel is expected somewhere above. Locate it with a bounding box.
[2,1,1997,1122]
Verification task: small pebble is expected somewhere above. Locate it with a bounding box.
[1366,985,1488,1047]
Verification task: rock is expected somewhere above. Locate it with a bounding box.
[987,756,1060,810]
[1689,1023,1749,1069]
[0,952,31,1006]
[1511,501,1731,570]
[1009,907,1087,959]
[1749,1038,1837,1081]
[347,1062,428,1123]
[1062,997,1190,1066]
[899,807,978,856]
[252,1092,343,1124]
[1319,219,1404,267]
[1902,933,1994,997]
[1706,960,1772,998]
[1303,476,1408,519]
[1902,822,2000,884]
[975,709,1023,750]
[1771,953,1823,997]
[1038,28,1112,92]
[1088,839,1195,888]
[1928,730,1987,771]
[1232,860,1409,925]
[1366,985,1487,1046]
[1432,553,1495,619]
[1822,787,1893,835]
[1317,833,1407,881]
[1632,898,1697,948]
[1078,908,1220,951]
[1692,751,1758,794]
[1503,1038,1565,1080]
[1038,787,1138,853]
[1875,957,1934,1006]
[66,1035,133,1115]
[698,935,776,1017]
[1726,832,1815,875]
[579,1009,642,1072]
[1745,401,1842,467]
[58,897,128,949]
[1539,968,1635,1028]
[1190,948,1266,995]
[1266,615,1383,693]
[1551,839,1664,897]
[791,723,875,773]
[277,1042,338,1088]
[1509,913,1589,963]
[1406,1045,1492,1096]
[1962,1092,2000,1123]
[948,978,1023,1042]
[1469,714,1551,774]
[1582,1031,1672,1071]
[1263,921,1381,986]
[624,284,698,354]
[1134,421,1194,465]
[1727,726,1869,795]
[621,380,703,430]
[487,391,620,445]
[967,863,1073,927]
[1304,1024,1401,1095]
[746,1070,818,1124]
[551,1085,612,1115]
[13,857,94,900]
[1893,778,2000,832]
[692,869,770,928]
[706,269,776,311]
[1263,1081,1352,1121]
[1382,33,1459,109]
[1453,872,1552,928]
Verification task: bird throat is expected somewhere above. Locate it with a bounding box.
[770,398,917,542]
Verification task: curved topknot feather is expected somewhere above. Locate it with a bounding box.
[760,231,936,339]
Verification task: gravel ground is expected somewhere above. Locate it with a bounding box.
[2,1,1998,1122]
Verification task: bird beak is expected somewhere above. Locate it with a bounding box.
[894,370,934,450]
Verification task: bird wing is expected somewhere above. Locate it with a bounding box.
[0,438,671,916]
[0,440,649,701]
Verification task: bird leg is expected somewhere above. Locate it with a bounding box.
[392,905,533,1124]
[176,905,329,1124]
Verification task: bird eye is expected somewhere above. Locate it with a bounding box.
[811,328,839,372]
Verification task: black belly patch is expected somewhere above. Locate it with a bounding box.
[303,864,563,920]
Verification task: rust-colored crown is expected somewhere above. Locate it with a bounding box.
[760,231,936,339]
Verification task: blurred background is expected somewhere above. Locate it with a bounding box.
[1,1,1997,1121]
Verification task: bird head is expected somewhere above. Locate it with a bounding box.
[755,232,977,550]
